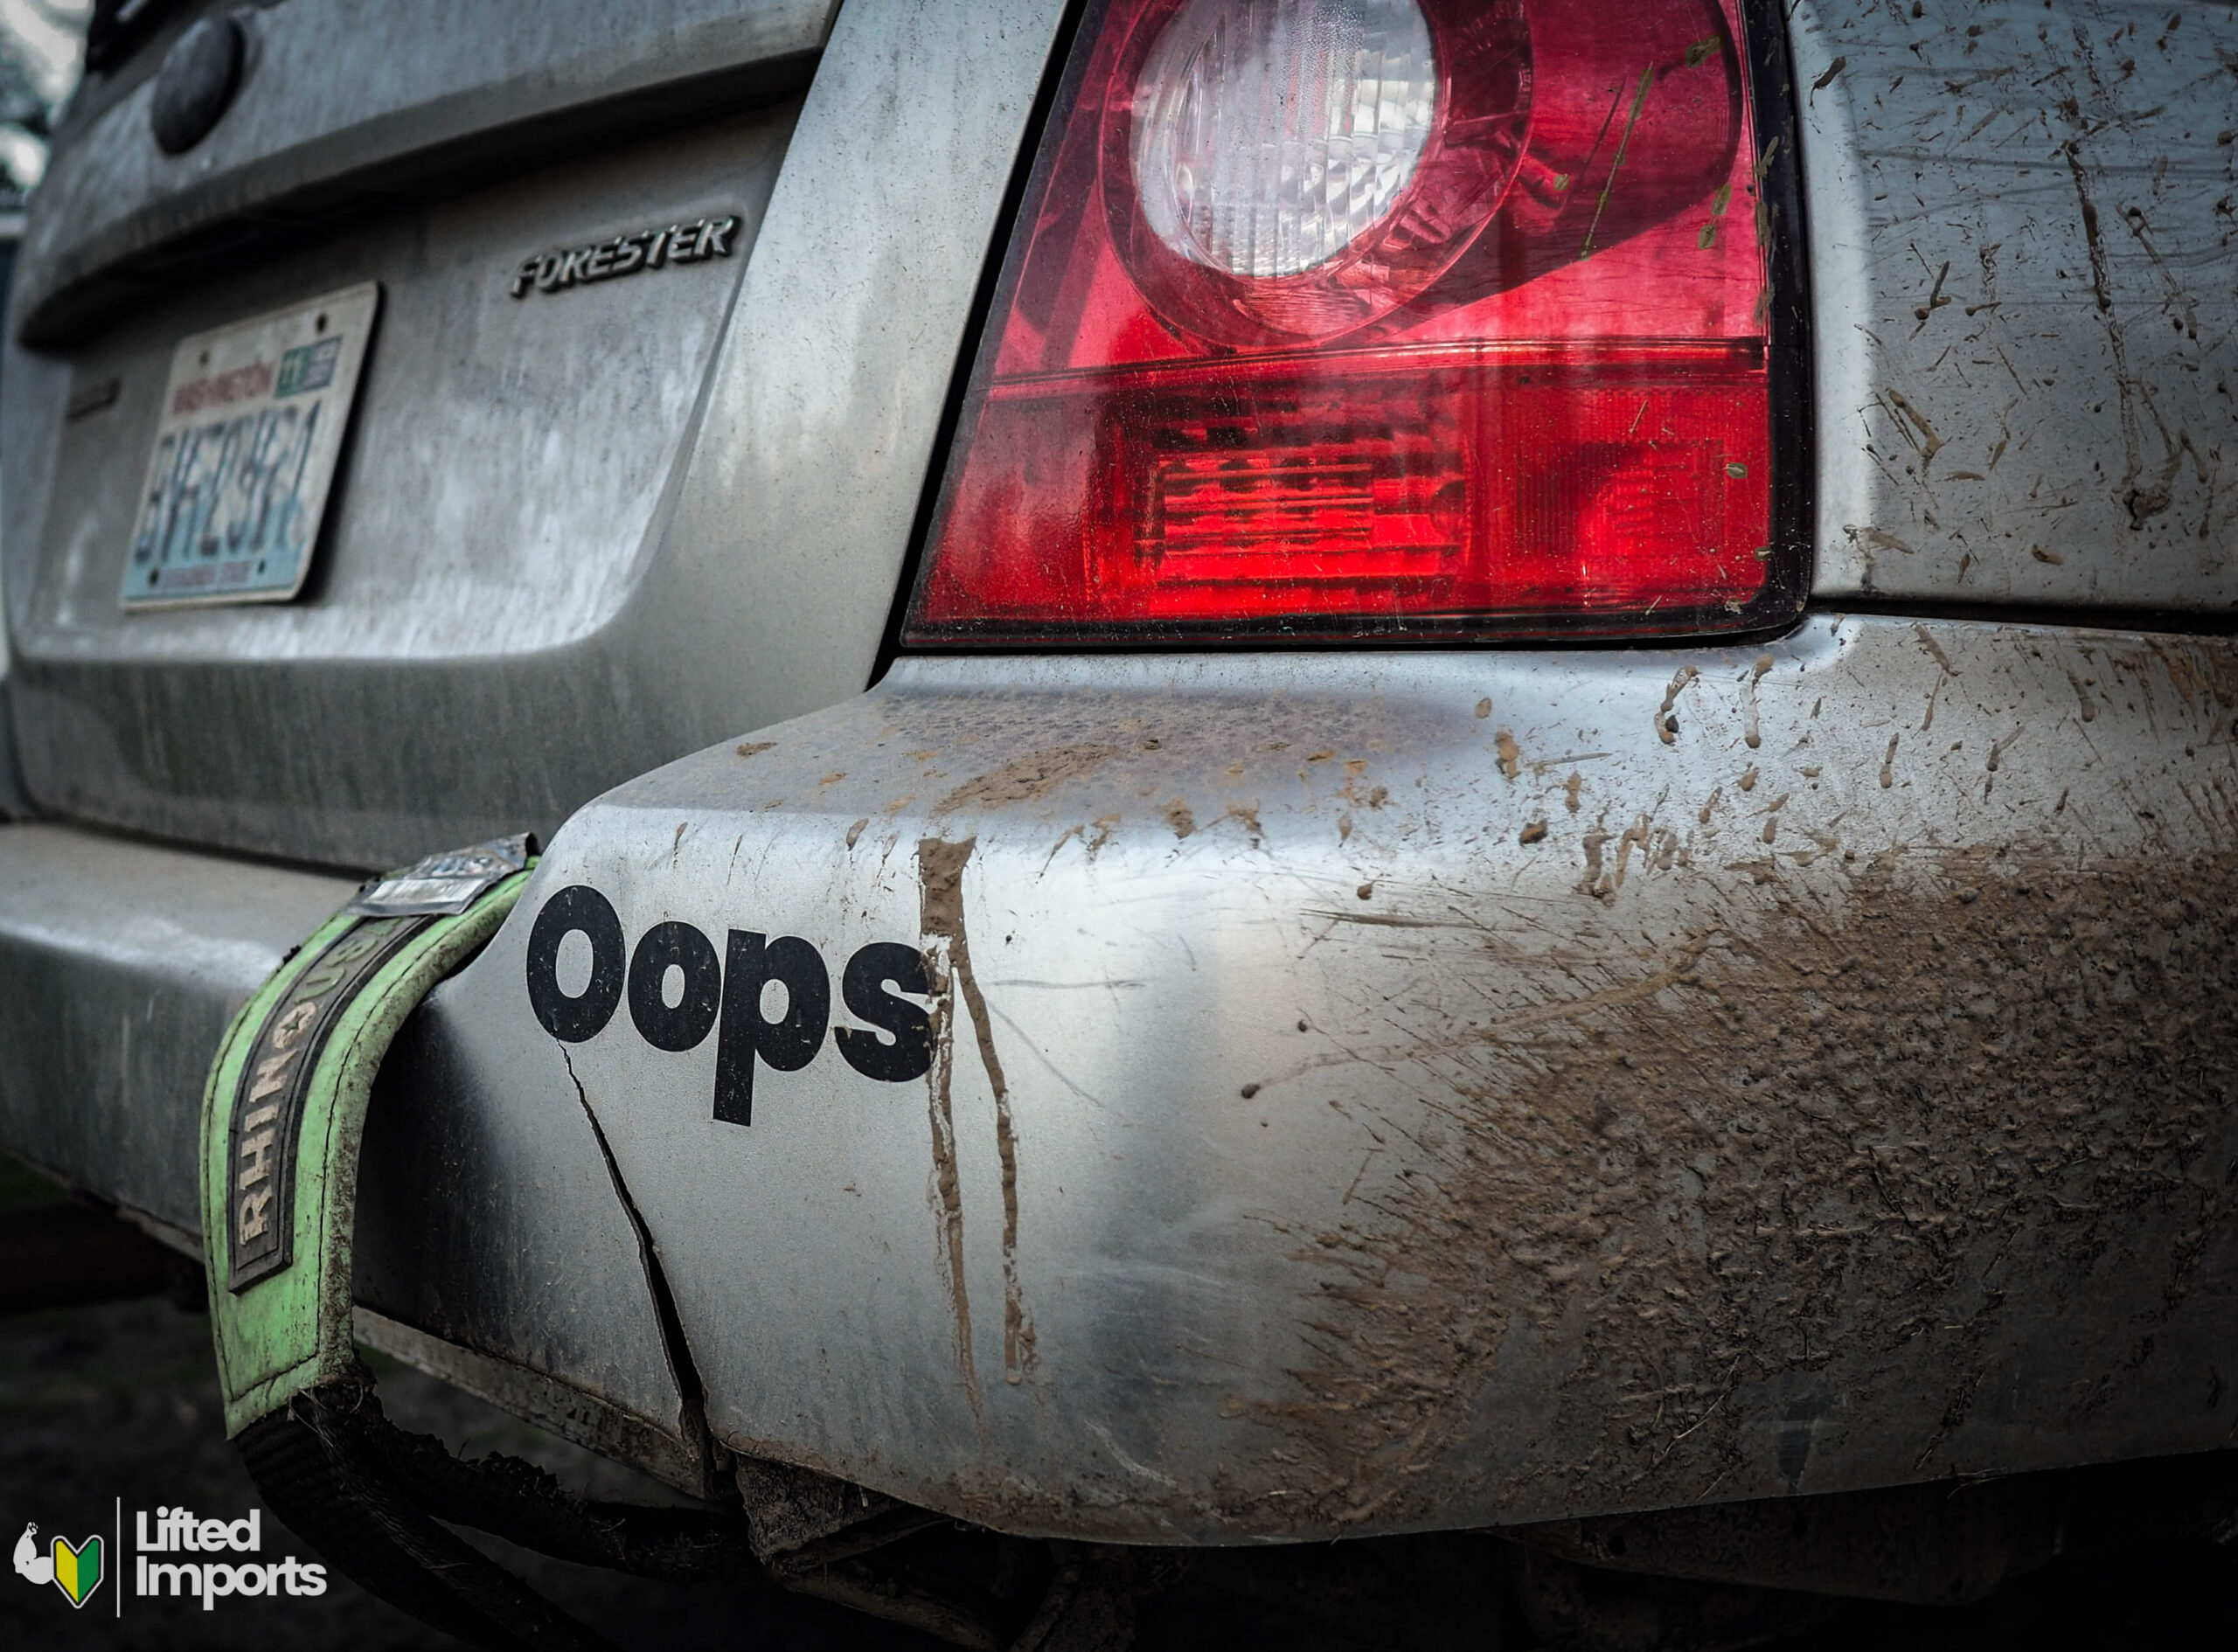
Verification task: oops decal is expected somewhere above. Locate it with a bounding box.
[523,885,932,1125]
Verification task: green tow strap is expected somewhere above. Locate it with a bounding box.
[201,838,537,1435]
[198,837,641,1651]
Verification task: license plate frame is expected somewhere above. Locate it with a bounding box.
[120,282,381,610]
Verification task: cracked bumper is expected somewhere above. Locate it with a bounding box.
[427,613,2238,1540]
[7,613,2238,1540]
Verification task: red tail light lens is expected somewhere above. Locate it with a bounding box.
[904,0,1805,645]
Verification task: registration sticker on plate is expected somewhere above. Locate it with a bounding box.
[121,282,380,609]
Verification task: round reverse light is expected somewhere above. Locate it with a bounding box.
[1103,0,1531,345]
[1131,0,1440,280]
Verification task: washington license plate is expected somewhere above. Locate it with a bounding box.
[121,283,380,609]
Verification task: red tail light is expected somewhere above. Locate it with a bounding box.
[903,0,1807,644]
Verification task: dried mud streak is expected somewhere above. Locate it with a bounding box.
[1656,667,1698,745]
[1228,849,2238,1535]
[2061,135,2170,524]
[936,745,1122,815]
[1742,656,1772,751]
[1884,389,1943,466]
[918,840,982,1425]
[1915,624,1958,732]
[919,837,1033,1389]
[1494,731,1522,781]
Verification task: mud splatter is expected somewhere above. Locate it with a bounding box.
[1910,259,1952,333]
[1657,667,1699,745]
[1580,825,1611,900]
[1916,626,1961,732]
[1846,525,1919,558]
[1884,389,1945,466]
[919,837,1035,1394]
[2060,135,2185,527]
[1198,854,2238,1537]
[1743,656,1774,751]
[936,745,1121,814]
[1496,731,1522,781]
[2063,140,2115,316]
[917,840,982,1426]
[1580,64,1658,260]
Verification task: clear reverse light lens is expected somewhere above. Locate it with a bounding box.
[1131,0,1440,279]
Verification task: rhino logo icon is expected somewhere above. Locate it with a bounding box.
[14,1521,103,1607]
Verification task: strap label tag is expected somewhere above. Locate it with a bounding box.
[226,914,427,1291]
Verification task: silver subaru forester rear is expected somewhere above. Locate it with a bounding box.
[4,0,2236,1645]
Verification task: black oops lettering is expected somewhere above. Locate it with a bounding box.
[525,889,935,1125]
[628,920,724,1052]
[525,885,626,1042]
[712,932,831,1127]
[835,943,935,1084]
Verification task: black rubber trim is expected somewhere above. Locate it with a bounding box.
[238,1371,765,1649]
[237,1378,617,1652]
[1744,0,1818,621]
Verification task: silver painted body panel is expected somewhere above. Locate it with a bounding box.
[637,0,1067,749]
[357,962,709,1492]
[424,620,2238,1539]
[5,609,2236,1533]
[6,104,797,864]
[18,114,786,660]
[1794,0,2238,606]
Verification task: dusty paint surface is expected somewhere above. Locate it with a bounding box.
[1796,0,2238,606]
[1199,849,2238,1533]
[438,618,2238,1542]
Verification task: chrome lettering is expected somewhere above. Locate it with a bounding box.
[510,215,742,298]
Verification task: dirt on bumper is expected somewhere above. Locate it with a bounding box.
[425,614,2238,1542]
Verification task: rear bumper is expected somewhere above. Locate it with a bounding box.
[0,823,351,1241]
[7,613,2238,1541]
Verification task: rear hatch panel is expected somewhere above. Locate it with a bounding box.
[3,0,1070,869]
